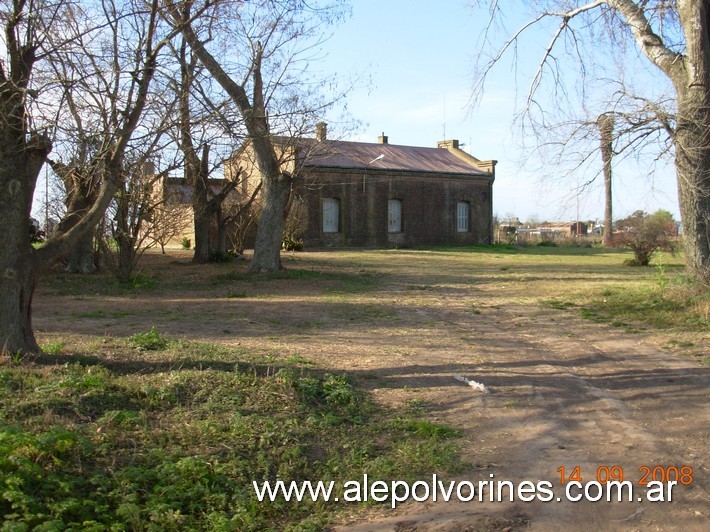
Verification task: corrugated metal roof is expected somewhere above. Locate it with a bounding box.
[280,138,490,176]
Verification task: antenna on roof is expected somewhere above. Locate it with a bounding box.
[442,92,446,140]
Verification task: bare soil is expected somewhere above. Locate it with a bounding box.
[33,250,709,531]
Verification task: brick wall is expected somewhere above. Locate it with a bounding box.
[297,168,493,247]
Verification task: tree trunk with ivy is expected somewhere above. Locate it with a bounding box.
[598,114,614,247]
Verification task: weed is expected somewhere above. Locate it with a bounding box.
[41,341,65,355]
[358,373,379,380]
[128,327,169,351]
[72,309,108,318]
[581,279,709,331]
[655,259,669,292]
[286,354,314,365]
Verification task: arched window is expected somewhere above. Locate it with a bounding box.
[388,199,402,233]
[456,201,470,232]
[322,198,340,233]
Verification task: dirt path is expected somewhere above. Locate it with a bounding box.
[323,279,710,531]
[33,251,709,530]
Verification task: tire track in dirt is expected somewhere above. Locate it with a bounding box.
[338,290,709,531]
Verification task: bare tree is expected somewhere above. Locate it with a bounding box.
[163,0,349,272]
[48,149,103,273]
[171,29,245,263]
[0,0,178,355]
[473,0,710,282]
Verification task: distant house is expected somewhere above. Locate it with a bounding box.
[151,176,234,250]
[508,221,591,244]
[229,123,497,248]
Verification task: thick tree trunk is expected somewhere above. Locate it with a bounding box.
[249,175,291,273]
[192,206,212,263]
[191,152,214,264]
[0,253,40,355]
[65,232,97,273]
[1,152,46,355]
[671,1,710,282]
[674,94,710,282]
[53,163,100,274]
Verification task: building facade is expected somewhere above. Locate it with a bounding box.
[234,124,497,248]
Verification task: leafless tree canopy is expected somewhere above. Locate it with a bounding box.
[471,0,709,282]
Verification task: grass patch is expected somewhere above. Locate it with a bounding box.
[42,272,159,297]
[581,280,709,331]
[0,347,464,529]
[40,341,65,355]
[213,267,380,296]
[542,299,576,310]
[391,419,461,439]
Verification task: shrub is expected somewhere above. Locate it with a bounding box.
[180,237,191,250]
[612,210,676,266]
[210,250,239,263]
[282,236,304,251]
[29,217,45,244]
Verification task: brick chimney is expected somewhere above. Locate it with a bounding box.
[316,122,327,141]
[437,139,459,150]
[378,132,388,144]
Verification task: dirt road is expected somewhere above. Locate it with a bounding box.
[329,297,709,531]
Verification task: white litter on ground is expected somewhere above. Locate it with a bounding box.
[453,374,490,393]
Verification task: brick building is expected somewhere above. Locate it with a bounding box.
[232,123,496,248]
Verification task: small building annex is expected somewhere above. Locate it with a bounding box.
[230,123,497,248]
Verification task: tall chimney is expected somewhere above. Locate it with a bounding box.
[378,132,388,144]
[316,122,327,141]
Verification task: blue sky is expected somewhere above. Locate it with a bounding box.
[320,0,681,223]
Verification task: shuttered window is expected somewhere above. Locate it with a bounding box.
[456,202,469,232]
[388,199,402,233]
[322,198,340,233]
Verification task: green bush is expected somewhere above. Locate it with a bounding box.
[613,210,676,266]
